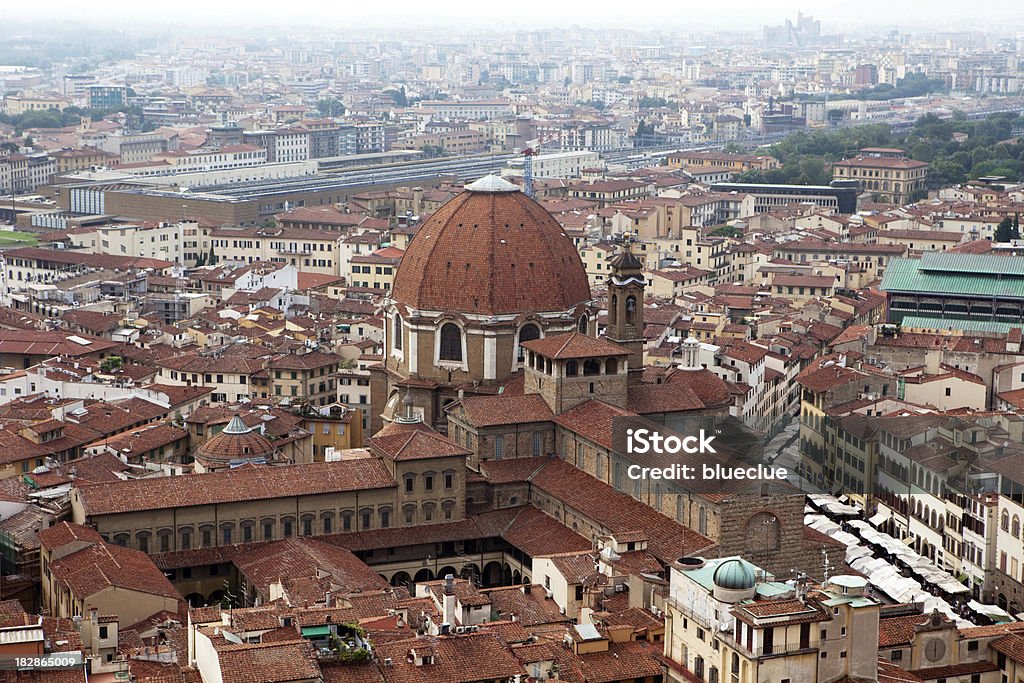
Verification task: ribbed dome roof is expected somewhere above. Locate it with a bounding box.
[713,558,757,590]
[196,415,276,463]
[391,178,591,316]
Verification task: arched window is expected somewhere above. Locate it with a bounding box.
[494,435,505,460]
[517,324,540,362]
[578,315,588,334]
[439,323,462,362]
[625,295,637,324]
[1014,516,1021,538]
[605,358,618,374]
[583,359,600,376]
[609,295,618,325]
[532,431,542,456]
[392,313,402,351]
[1002,510,1010,532]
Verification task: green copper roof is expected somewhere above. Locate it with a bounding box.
[918,252,1024,277]
[713,557,757,590]
[881,256,1024,298]
[678,556,764,591]
[899,316,1023,334]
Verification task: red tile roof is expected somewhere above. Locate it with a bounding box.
[392,187,592,316]
[522,332,628,360]
[452,394,554,427]
[75,460,396,516]
[215,639,321,683]
[878,613,946,648]
[0,330,118,357]
[374,633,526,683]
[36,520,102,550]
[529,458,713,563]
[553,400,635,451]
[370,429,472,462]
[627,383,706,413]
[233,538,389,602]
[50,538,180,601]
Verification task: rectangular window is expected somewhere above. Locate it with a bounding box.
[424,475,433,491]
[263,522,273,540]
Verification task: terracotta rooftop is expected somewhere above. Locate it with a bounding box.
[370,429,472,462]
[451,394,554,427]
[522,332,628,360]
[75,460,396,516]
[392,185,592,316]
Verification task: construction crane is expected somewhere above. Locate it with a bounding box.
[521,132,562,198]
[522,147,537,199]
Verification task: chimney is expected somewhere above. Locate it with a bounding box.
[324,591,332,608]
[925,348,941,376]
[443,574,457,628]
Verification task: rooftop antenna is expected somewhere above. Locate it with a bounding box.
[821,548,832,583]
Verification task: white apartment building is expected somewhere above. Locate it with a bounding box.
[67,221,212,267]
[502,150,601,179]
[147,145,268,174]
[208,227,344,276]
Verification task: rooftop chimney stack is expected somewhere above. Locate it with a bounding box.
[442,574,457,628]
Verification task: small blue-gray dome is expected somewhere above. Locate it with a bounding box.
[713,558,756,590]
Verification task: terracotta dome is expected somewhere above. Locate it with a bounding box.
[391,175,592,316]
[196,415,276,465]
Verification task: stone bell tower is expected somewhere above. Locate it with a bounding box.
[604,237,646,382]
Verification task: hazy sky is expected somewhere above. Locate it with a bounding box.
[3,0,1023,31]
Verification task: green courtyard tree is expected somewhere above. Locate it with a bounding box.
[995,217,1015,242]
